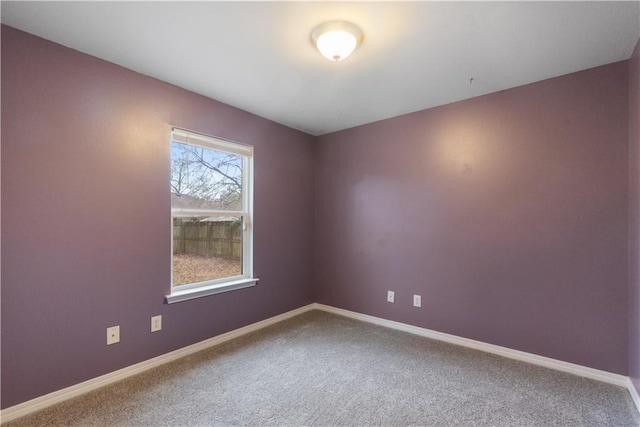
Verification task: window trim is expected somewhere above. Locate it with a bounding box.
[166,277,258,304]
[166,128,256,304]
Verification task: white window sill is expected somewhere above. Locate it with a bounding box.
[165,278,259,304]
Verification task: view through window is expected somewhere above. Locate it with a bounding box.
[170,129,253,293]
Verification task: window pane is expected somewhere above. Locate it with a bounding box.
[172,216,243,286]
[170,141,243,211]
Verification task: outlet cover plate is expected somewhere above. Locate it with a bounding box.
[413,295,422,307]
[107,325,120,345]
[151,315,162,332]
[387,291,395,303]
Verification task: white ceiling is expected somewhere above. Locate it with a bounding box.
[2,1,639,136]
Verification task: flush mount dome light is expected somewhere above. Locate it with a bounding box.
[311,21,363,62]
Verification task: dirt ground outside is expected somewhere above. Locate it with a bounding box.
[172,254,241,286]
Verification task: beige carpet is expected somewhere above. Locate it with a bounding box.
[5,310,639,426]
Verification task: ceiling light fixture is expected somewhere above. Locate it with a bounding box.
[311,21,363,62]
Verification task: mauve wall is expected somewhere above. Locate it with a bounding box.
[314,62,630,374]
[630,38,640,394]
[1,26,314,408]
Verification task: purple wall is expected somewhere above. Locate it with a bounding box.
[1,26,315,408]
[314,62,630,374]
[630,38,640,394]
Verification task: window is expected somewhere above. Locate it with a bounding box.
[166,128,256,304]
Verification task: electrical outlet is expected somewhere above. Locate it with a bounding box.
[387,290,395,303]
[413,294,422,307]
[107,326,120,345]
[151,315,162,332]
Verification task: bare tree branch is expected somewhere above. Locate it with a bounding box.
[170,142,243,210]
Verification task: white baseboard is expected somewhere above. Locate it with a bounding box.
[627,378,640,414]
[0,304,316,424]
[313,304,631,388]
[3,302,639,423]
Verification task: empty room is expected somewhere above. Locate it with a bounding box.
[2,1,640,425]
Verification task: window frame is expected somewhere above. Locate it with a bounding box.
[165,128,257,304]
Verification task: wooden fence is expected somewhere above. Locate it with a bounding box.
[173,219,242,260]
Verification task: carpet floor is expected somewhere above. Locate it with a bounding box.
[5,310,639,426]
